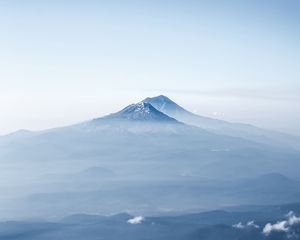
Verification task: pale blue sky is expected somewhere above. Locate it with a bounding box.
[0,0,299,135]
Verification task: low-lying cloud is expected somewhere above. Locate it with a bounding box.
[263,211,300,236]
[127,216,144,224]
[232,220,259,229]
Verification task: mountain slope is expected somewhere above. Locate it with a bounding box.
[143,95,300,149]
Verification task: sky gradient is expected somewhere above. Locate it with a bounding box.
[0,0,299,135]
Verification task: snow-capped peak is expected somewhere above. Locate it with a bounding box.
[126,102,152,114]
[103,101,178,123]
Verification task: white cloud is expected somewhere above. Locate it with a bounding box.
[232,222,244,229]
[247,221,259,228]
[232,220,259,229]
[127,216,144,224]
[287,211,300,225]
[263,211,300,236]
[263,221,289,235]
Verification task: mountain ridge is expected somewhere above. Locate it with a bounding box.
[143,95,300,149]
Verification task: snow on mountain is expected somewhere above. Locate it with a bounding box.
[102,101,178,123]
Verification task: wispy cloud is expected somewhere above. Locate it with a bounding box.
[232,220,259,229]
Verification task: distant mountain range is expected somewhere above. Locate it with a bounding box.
[0,201,300,240]
[0,95,299,219]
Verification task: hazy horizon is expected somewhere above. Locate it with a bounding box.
[1,0,299,135]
